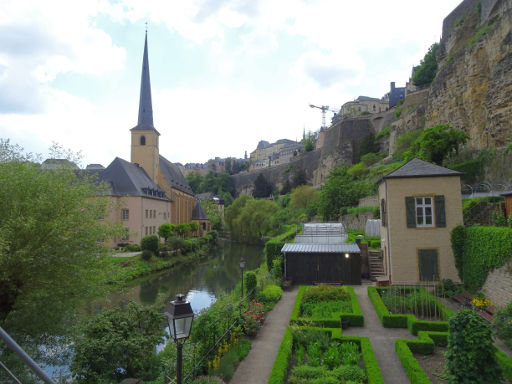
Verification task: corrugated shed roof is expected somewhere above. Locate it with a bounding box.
[281,243,360,254]
[384,158,462,179]
[159,155,194,195]
[99,157,168,200]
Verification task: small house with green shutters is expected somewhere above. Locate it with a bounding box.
[378,158,463,284]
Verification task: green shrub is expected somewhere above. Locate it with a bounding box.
[340,342,360,365]
[232,339,252,360]
[492,211,507,226]
[446,310,503,383]
[289,364,327,383]
[375,125,391,140]
[302,285,350,303]
[293,328,330,350]
[434,279,462,298]
[452,226,512,292]
[395,339,431,384]
[126,244,141,252]
[245,271,257,296]
[450,225,465,281]
[272,257,282,280]
[267,327,293,384]
[141,249,153,260]
[494,302,512,350]
[141,235,159,254]
[212,351,236,381]
[332,365,366,382]
[190,376,225,384]
[301,301,352,318]
[259,284,283,304]
[395,105,403,118]
[412,43,439,86]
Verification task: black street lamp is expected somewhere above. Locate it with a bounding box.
[165,294,194,384]
[239,257,246,299]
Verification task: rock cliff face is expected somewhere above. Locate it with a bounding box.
[426,0,512,149]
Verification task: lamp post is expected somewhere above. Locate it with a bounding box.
[239,257,246,299]
[165,294,194,384]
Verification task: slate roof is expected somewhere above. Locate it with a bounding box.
[131,31,160,135]
[99,157,168,200]
[159,155,194,195]
[384,158,462,179]
[192,200,209,220]
[281,243,361,254]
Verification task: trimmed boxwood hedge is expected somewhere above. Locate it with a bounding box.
[396,330,512,384]
[268,326,384,384]
[290,286,364,327]
[367,286,454,335]
[451,225,512,292]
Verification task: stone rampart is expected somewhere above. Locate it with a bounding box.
[482,261,512,307]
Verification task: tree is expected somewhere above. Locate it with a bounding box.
[175,223,189,238]
[224,157,232,174]
[141,235,159,254]
[358,133,380,160]
[317,165,372,221]
[302,130,316,152]
[253,173,273,198]
[202,200,224,231]
[71,302,166,383]
[412,43,439,86]
[404,123,469,165]
[0,140,120,338]
[291,168,307,188]
[158,223,176,242]
[290,185,320,213]
[188,222,199,234]
[185,171,203,194]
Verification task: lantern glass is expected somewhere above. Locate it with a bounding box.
[170,316,193,340]
[239,257,246,270]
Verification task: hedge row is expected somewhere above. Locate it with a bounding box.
[367,286,454,335]
[396,331,512,383]
[264,226,297,270]
[268,327,384,384]
[289,286,364,327]
[451,225,512,292]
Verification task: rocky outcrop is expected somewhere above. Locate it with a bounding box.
[426,0,512,149]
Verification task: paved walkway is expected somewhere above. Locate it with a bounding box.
[343,284,412,384]
[111,251,140,258]
[231,286,298,384]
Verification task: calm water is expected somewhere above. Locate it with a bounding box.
[45,240,263,379]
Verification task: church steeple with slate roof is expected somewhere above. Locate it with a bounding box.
[131,29,160,183]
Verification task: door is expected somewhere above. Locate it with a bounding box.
[418,249,439,281]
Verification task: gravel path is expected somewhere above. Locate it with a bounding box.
[230,286,298,384]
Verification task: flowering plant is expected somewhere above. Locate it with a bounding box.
[471,297,492,310]
[242,300,268,337]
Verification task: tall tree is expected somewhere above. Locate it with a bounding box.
[253,174,273,198]
[0,140,120,337]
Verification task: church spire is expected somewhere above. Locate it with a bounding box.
[136,30,154,129]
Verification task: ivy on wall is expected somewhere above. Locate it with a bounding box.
[451,226,512,292]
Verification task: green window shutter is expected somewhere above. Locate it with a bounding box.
[418,249,439,281]
[405,196,416,228]
[435,195,446,227]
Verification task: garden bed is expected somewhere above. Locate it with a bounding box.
[368,286,453,335]
[290,285,364,327]
[268,327,384,384]
[395,331,512,384]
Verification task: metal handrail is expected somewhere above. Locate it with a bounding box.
[0,326,56,384]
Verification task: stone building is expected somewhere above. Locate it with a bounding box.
[250,139,301,170]
[97,31,206,245]
[378,158,463,284]
[339,96,389,117]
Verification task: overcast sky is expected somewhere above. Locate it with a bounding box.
[0,0,462,167]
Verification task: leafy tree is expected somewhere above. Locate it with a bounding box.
[291,168,308,188]
[302,131,316,152]
[202,200,224,231]
[281,179,292,195]
[158,223,176,242]
[225,194,251,232]
[185,171,203,194]
[224,157,232,174]
[317,165,372,221]
[0,140,120,337]
[188,222,199,234]
[413,43,439,86]
[392,129,423,161]
[253,174,273,198]
[404,123,469,165]
[175,223,190,238]
[71,302,166,383]
[227,197,278,243]
[290,185,320,213]
[141,235,159,254]
[445,310,502,383]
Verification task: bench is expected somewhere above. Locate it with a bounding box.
[478,305,496,323]
[452,290,474,306]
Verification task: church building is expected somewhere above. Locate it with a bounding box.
[98,31,208,246]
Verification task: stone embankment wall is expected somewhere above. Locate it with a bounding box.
[341,212,374,231]
[482,261,512,306]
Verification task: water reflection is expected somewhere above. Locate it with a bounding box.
[87,240,263,315]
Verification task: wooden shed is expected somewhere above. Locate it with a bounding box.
[281,243,361,285]
[502,191,512,219]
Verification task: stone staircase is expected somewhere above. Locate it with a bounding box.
[368,251,385,281]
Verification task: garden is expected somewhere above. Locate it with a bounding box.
[290,285,364,327]
[268,327,383,384]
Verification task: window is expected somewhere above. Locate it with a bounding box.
[381,199,386,227]
[415,197,433,227]
[140,135,146,145]
[153,210,156,218]
[121,209,129,221]
[145,210,148,219]
[145,227,148,235]
[152,226,156,234]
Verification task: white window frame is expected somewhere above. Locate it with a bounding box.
[121,208,129,221]
[415,197,434,227]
